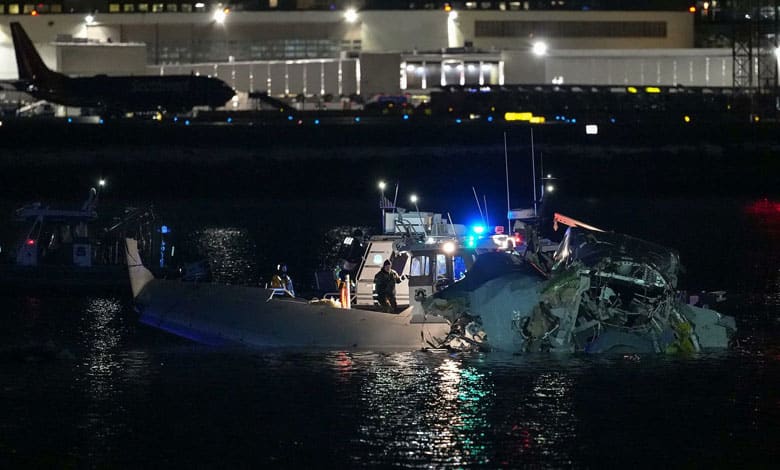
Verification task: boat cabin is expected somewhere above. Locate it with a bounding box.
[348,209,477,313]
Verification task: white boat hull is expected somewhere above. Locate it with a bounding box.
[127,239,451,350]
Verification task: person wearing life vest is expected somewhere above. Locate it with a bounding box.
[271,263,294,296]
[373,259,404,313]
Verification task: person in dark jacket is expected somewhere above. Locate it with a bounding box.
[374,259,404,312]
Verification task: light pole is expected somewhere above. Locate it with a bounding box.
[378,180,386,232]
[410,194,426,237]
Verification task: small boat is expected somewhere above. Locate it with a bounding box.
[0,188,151,291]
[126,208,483,350]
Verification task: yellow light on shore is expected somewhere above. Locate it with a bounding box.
[505,112,533,121]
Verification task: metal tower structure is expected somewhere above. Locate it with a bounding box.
[732,0,780,93]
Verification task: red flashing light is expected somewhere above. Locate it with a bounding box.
[494,225,505,234]
[688,6,696,13]
[514,233,523,245]
[26,239,35,246]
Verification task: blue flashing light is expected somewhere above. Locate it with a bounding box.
[354,116,361,123]
[472,225,486,235]
[314,119,320,125]
[571,118,577,123]
[466,236,476,248]
[287,115,294,121]
[184,120,190,126]
[226,117,232,123]
[455,118,462,124]
[403,114,409,120]
[67,117,72,123]
[160,225,169,234]
[487,115,493,122]
[173,117,179,122]
[99,118,104,124]
[610,117,616,123]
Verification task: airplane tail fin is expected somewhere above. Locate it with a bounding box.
[10,22,55,81]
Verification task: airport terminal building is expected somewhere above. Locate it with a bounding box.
[0,1,752,109]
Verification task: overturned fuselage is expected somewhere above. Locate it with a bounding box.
[423,227,736,354]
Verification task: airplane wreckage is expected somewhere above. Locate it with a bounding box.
[126,210,736,354]
[424,213,736,354]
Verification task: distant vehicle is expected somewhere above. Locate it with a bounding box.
[15,100,54,117]
[10,22,235,114]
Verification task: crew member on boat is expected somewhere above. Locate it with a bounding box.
[374,259,403,313]
[271,263,294,296]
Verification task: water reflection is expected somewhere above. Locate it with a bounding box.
[331,352,495,467]
[187,227,258,285]
[75,297,135,463]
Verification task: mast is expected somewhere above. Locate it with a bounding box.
[504,131,511,230]
[531,127,537,216]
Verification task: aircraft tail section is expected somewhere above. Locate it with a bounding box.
[10,22,55,82]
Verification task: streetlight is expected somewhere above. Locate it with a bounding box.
[532,41,548,57]
[378,181,386,232]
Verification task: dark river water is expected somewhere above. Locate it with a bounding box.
[1,125,779,468]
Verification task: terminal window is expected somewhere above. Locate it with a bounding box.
[0,5,4,13]
[123,4,134,12]
[152,3,164,12]
[475,20,667,38]
[138,4,149,12]
[22,4,34,13]
[109,3,120,12]
[8,4,18,14]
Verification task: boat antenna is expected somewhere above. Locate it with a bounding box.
[504,131,511,230]
[472,187,485,224]
[447,212,455,235]
[539,152,545,203]
[392,182,399,214]
[483,195,490,228]
[531,127,537,217]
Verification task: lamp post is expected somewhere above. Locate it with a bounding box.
[378,181,386,232]
[410,194,426,237]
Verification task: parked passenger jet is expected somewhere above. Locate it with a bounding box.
[9,22,235,113]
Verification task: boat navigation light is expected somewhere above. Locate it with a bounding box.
[26,239,35,246]
[410,194,418,203]
[546,184,555,193]
[442,241,456,254]
[378,181,386,190]
[98,179,106,187]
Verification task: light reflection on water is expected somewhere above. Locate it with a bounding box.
[185,227,258,285]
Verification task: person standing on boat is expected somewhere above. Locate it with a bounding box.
[271,263,294,296]
[374,259,403,313]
